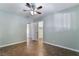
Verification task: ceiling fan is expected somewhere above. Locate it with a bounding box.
[23,3,42,15]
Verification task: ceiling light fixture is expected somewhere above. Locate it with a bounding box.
[23,3,42,15]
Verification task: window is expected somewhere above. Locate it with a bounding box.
[53,13,71,32]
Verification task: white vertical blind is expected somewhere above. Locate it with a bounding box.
[53,12,72,32]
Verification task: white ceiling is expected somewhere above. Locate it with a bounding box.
[0,3,79,18]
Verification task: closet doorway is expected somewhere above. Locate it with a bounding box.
[26,21,43,41]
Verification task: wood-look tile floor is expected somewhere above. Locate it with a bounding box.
[0,40,79,56]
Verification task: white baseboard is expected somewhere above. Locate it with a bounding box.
[1,40,79,53]
[0,40,26,48]
[44,41,79,53]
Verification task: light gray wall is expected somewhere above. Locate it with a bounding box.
[43,5,79,51]
[0,10,30,47]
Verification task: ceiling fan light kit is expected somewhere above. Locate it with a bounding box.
[23,3,42,15]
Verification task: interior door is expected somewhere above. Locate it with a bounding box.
[26,21,43,41]
[38,21,43,40]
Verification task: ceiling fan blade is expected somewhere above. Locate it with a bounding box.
[23,9,32,11]
[36,11,42,14]
[32,4,35,10]
[26,3,31,8]
[37,6,42,10]
[23,10,27,11]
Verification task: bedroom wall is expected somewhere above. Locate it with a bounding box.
[0,10,31,48]
[43,5,79,52]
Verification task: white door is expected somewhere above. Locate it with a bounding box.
[26,21,43,41]
[38,21,43,40]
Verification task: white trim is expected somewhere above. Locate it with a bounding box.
[44,41,79,52]
[0,40,26,48]
[1,40,79,53]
